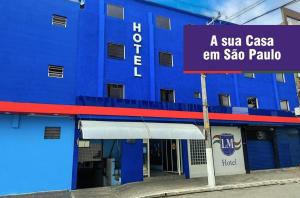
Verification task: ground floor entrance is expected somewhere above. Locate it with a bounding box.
[77,120,205,188]
[76,140,122,189]
[146,139,182,177]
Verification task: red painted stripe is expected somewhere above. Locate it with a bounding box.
[184,71,242,74]
[0,101,299,124]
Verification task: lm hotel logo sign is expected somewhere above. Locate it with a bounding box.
[213,134,242,156]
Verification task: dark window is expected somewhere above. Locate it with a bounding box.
[276,73,285,83]
[280,100,290,111]
[160,89,175,103]
[194,92,201,99]
[52,15,67,27]
[48,65,64,78]
[108,43,125,59]
[107,4,124,20]
[107,84,124,99]
[156,16,171,30]
[44,127,61,139]
[219,94,231,107]
[244,73,255,78]
[247,130,273,140]
[247,97,258,109]
[159,52,173,67]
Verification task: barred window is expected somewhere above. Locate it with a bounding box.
[52,15,67,27]
[48,65,64,78]
[190,140,206,165]
[44,127,61,139]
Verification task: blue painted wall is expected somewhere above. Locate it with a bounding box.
[121,140,144,184]
[247,140,276,170]
[0,114,75,196]
[0,0,79,104]
[277,128,300,167]
[181,140,190,179]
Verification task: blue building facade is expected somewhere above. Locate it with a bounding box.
[0,0,300,196]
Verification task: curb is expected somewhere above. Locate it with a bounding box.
[139,178,300,198]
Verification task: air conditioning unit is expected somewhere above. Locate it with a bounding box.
[295,107,300,116]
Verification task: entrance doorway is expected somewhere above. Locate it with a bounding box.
[76,140,104,189]
[76,140,121,189]
[147,139,182,176]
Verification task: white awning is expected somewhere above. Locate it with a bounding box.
[146,123,204,140]
[79,121,149,139]
[79,121,204,140]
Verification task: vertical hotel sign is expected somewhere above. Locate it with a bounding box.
[133,22,142,77]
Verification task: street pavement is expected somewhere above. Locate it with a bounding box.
[71,168,300,198]
[175,182,300,198]
[3,168,300,198]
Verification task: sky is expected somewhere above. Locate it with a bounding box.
[147,0,300,25]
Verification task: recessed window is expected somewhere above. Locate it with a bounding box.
[52,15,67,27]
[108,43,125,59]
[44,127,61,139]
[194,92,201,99]
[78,140,90,148]
[107,84,124,99]
[276,73,285,83]
[159,52,173,67]
[160,89,175,103]
[156,16,171,30]
[107,4,124,20]
[247,97,258,109]
[244,73,255,78]
[48,65,64,78]
[219,94,231,107]
[280,100,290,111]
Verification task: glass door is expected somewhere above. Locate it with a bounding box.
[143,139,150,177]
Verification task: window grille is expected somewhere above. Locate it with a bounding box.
[48,65,64,78]
[44,127,61,139]
[52,15,67,27]
[190,140,206,165]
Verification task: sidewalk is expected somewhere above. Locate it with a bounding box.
[71,167,300,198]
